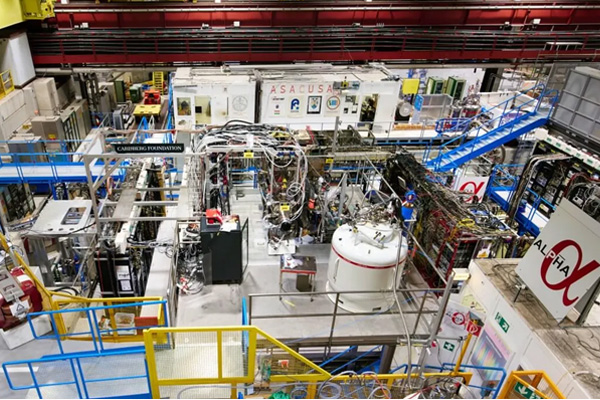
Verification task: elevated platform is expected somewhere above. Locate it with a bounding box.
[487,188,549,236]
[0,162,122,185]
[176,189,441,346]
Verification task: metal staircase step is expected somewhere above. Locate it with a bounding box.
[431,109,550,172]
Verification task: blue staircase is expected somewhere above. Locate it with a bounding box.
[426,85,558,172]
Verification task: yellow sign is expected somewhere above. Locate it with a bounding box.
[325,158,334,164]
[280,203,290,212]
[244,151,254,159]
[402,78,420,95]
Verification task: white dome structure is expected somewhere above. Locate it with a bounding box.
[326,222,408,313]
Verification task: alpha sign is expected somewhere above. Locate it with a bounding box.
[453,175,489,203]
[516,200,600,320]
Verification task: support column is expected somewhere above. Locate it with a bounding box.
[378,344,397,374]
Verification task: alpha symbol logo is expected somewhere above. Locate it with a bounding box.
[538,239,600,306]
[459,180,486,202]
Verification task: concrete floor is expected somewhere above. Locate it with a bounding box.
[176,188,440,344]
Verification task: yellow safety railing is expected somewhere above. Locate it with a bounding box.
[143,325,473,399]
[0,231,165,343]
[498,371,565,399]
[0,70,14,99]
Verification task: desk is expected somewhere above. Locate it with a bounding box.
[279,254,317,300]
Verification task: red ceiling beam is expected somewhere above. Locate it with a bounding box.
[51,5,600,30]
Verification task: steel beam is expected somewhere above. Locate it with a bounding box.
[51,4,600,30]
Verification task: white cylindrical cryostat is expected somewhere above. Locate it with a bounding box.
[326,222,408,313]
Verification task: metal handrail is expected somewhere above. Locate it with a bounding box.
[2,347,149,397]
[434,117,471,134]
[437,84,547,136]
[248,287,447,353]
[431,87,558,170]
[27,299,169,353]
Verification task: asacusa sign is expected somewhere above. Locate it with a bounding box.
[516,200,600,320]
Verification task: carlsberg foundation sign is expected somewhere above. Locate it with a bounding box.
[516,200,600,321]
[114,144,184,154]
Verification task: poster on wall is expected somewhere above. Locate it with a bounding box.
[516,200,600,320]
[307,96,322,114]
[343,95,359,115]
[177,97,191,116]
[288,96,305,118]
[469,326,513,382]
[324,95,341,117]
[268,96,286,117]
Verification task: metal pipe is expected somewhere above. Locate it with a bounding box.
[392,228,412,388]
[415,272,455,374]
[325,293,340,358]
[248,288,445,297]
[250,310,439,319]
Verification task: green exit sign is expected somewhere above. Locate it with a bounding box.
[443,341,455,352]
[514,382,542,399]
[495,312,510,333]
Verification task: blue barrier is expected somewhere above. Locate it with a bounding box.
[27,300,169,354]
[0,150,126,185]
[318,346,358,369]
[2,347,151,399]
[330,345,381,374]
[486,163,554,236]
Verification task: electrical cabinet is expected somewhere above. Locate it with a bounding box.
[528,140,598,218]
[130,84,142,103]
[114,80,126,103]
[31,115,66,158]
[0,184,35,223]
[62,99,91,140]
[200,217,243,284]
[445,77,466,100]
[32,78,59,116]
[59,100,92,152]
[96,247,152,297]
[426,77,445,95]
[31,115,65,141]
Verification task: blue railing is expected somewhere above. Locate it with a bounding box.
[135,117,150,143]
[26,300,169,354]
[2,347,151,399]
[435,117,471,134]
[330,345,381,374]
[2,300,167,399]
[486,163,555,235]
[428,85,558,170]
[166,72,175,132]
[318,346,358,369]
[0,151,125,185]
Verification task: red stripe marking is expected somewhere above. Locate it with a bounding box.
[332,246,406,270]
